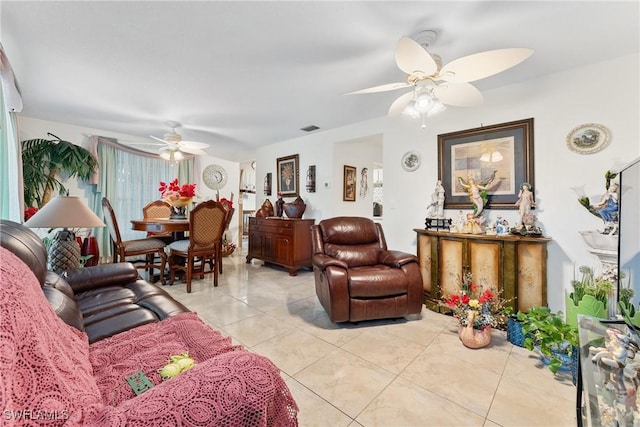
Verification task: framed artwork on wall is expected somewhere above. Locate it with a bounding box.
[343,165,356,202]
[438,118,534,210]
[277,154,299,197]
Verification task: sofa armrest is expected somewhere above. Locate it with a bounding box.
[63,262,140,293]
[379,250,418,268]
[312,254,348,271]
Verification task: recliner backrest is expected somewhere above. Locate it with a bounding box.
[318,217,385,267]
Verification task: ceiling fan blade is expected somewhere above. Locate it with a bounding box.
[395,36,438,76]
[179,140,210,149]
[440,48,534,83]
[388,91,415,117]
[346,82,410,95]
[434,82,483,107]
[179,146,207,156]
[150,135,169,144]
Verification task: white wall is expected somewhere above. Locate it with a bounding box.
[253,53,640,312]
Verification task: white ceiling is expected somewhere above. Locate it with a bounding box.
[2,1,638,157]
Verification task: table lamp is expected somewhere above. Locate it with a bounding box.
[24,195,105,273]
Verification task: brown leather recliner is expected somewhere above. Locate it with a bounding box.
[311,216,423,322]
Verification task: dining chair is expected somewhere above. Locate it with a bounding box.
[142,200,173,241]
[101,197,167,284]
[167,200,227,293]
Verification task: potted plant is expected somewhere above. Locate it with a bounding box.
[519,307,579,375]
[565,265,614,327]
[22,134,98,208]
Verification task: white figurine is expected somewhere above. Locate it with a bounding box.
[427,180,446,218]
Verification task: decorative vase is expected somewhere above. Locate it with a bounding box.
[260,199,275,216]
[283,196,306,219]
[564,291,607,328]
[81,236,99,267]
[275,196,284,217]
[166,197,192,220]
[458,325,492,349]
[458,311,491,349]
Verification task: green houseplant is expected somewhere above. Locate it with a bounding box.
[519,307,579,374]
[22,134,98,209]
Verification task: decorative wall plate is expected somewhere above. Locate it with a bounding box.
[566,123,610,154]
[202,164,228,190]
[401,151,421,172]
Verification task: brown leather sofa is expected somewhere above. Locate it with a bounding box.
[311,216,423,322]
[0,220,189,343]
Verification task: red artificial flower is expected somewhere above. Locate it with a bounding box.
[446,294,460,307]
[469,283,477,292]
[159,179,196,198]
[24,207,39,221]
[461,294,470,304]
[479,289,495,303]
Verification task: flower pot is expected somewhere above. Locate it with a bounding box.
[506,315,526,347]
[565,291,606,328]
[81,236,99,267]
[458,325,492,349]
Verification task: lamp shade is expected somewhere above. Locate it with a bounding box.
[24,196,105,229]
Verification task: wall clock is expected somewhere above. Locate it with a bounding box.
[202,164,228,190]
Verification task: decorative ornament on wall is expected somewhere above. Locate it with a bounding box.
[566,123,610,155]
[401,151,421,172]
[202,164,228,190]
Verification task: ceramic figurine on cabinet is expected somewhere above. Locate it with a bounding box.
[427,180,445,219]
[457,170,496,217]
[515,182,535,228]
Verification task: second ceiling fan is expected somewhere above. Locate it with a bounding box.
[150,121,210,158]
[348,30,534,118]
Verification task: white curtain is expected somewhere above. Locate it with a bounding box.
[0,43,24,222]
[90,136,194,258]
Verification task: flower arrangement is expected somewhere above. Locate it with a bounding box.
[218,197,233,211]
[159,178,196,200]
[221,233,237,256]
[443,272,511,330]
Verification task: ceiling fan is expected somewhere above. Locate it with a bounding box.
[348,30,534,119]
[149,121,210,158]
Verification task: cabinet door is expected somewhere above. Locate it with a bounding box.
[438,237,465,298]
[467,239,502,295]
[273,236,291,264]
[249,232,265,258]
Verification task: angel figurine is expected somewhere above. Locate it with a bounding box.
[457,171,497,217]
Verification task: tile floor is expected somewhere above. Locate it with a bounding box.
[161,251,577,427]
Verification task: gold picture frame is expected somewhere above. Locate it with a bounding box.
[343,165,356,201]
[438,118,535,210]
[276,154,299,197]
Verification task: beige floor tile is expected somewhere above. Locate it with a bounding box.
[251,329,337,376]
[294,348,396,419]
[341,328,425,374]
[487,375,575,426]
[222,312,295,347]
[285,378,353,427]
[357,377,485,426]
[401,335,503,417]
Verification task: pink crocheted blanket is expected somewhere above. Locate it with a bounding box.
[0,247,298,426]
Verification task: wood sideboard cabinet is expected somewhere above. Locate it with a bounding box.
[247,217,315,275]
[414,229,551,313]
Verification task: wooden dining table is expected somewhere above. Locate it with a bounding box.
[131,218,189,240]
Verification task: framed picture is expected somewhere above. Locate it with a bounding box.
[277,154,299,197]
[566,123,610,154]
[438,118,534,210]
[343,165,356,201]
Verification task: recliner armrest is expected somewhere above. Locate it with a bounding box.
[379,250,418,268]
[312,254,348,271]
[63,262,140,293]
